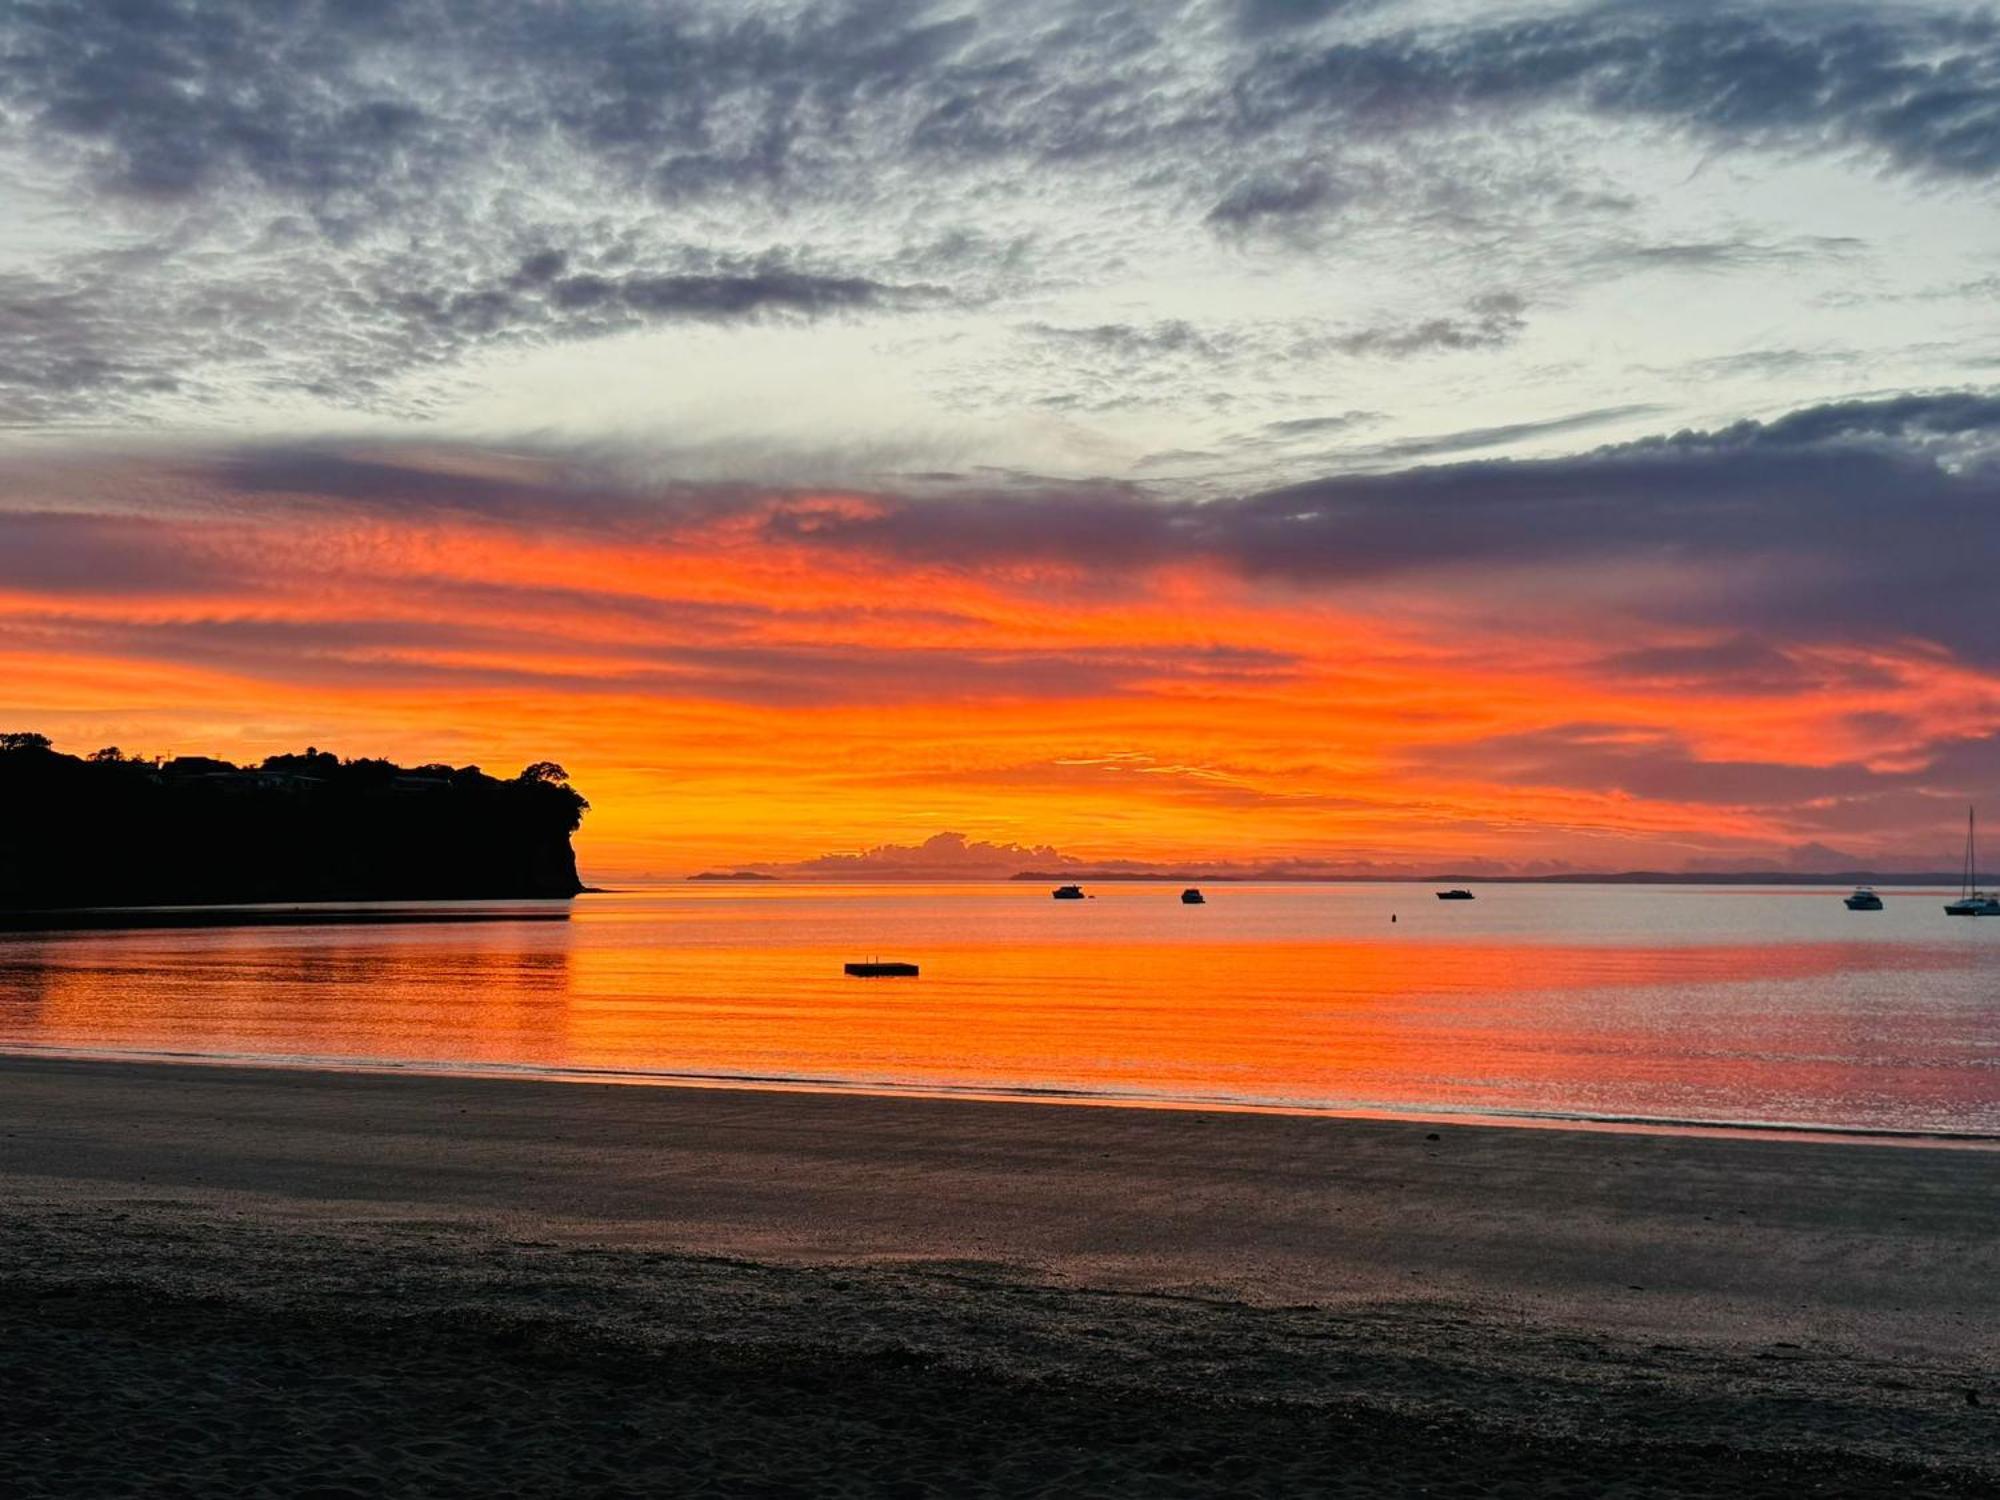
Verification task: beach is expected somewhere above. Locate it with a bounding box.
[1,1055,1994,1496]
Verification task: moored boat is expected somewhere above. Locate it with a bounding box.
[1052,884,1085,900]
[1181,887,1205,904]
[1843,886,1883,910]
[1944,807,2000,915]
[1435,889,1474,901]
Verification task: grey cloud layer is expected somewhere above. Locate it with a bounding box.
[4,1,1998,424]
[719,393,2000,658]
[1239,10,2000,184]
[122,389,2000,665]
[28,1,1990,212]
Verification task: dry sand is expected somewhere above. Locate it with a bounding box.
[1,1056,1994,1496]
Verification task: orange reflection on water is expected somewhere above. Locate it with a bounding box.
[0,926,577,1067]
[2,900,1990,1133]
[555,936,1982,1123]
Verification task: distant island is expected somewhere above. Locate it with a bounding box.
[0,732,588,909]
[694,830,1960,887]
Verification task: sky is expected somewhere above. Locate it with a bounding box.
[4,0,2000,877]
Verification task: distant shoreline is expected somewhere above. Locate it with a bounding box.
[682,870,1971,886]
[1011,870,1975,886]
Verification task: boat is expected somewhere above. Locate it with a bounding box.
[1052,884,1085,900]
[1181,887,1205,904]
[1435,889,1474,901]
[1944,807,2000,915]
[1843,886,1883,910]
[844,960,919,977]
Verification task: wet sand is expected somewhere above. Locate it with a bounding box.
[1,1056,1994,1495]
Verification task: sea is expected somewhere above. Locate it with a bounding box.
[2,882,1995,1139]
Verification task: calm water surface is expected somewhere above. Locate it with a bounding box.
[2,883,1995,1135]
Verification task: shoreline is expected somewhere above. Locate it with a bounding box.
[3,1054,1994,1493]
[6,1054,1996,1343]
[3,1042,1995,1150]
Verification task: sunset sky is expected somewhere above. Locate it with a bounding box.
[5,0,2000,877]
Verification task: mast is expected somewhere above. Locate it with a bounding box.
[1966,806,1978,898]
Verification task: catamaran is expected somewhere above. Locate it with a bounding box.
[1944,807,2000,916]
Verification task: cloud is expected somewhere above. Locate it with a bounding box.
[4,386,1994,793]
[0,495,1304,707]
[1206,164,1357,232]
[1585,236,1867,274]
[12,621,1135,712]
[1230,0,1378,39]
[1589,637,1837,696]
[1408,722,1876,809]
[4,2,1997,428]
[1707,389,2000,445]
[0,511,241,592]
[541,268,941,322]
[0,0,980,211]
[1650,347,1863,382]
[0,2,994,423]
[1246,9,2000,181]
[730,830,1077,878]
[0,242,947,427]
[1405,722,2000,844]
[1302,293,1528,359]
[1254,410,1381,441]
[1019,319,1228,361]
[22,387,1992,663]
[0,266,218,428]
[620,391,1989,659]
[1350,402,1664,462]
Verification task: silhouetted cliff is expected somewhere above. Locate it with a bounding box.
[0,734,588,908]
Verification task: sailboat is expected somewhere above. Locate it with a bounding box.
[1943,807,2000,916]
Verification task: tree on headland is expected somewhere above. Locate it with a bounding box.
[0,732,52,754]
[517,762,588,825]
[261,748,342,777]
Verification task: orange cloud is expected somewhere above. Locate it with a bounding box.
[4,443,1999,876]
